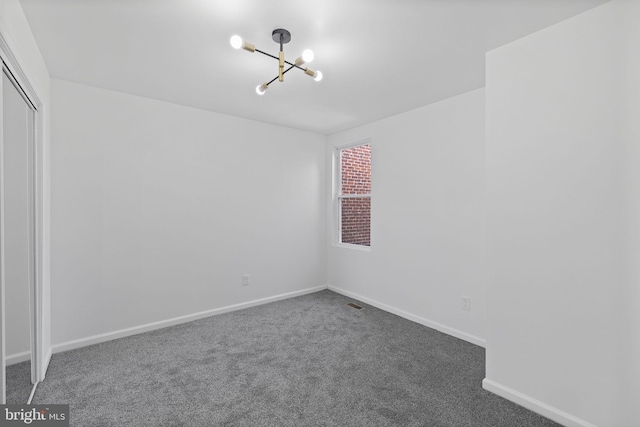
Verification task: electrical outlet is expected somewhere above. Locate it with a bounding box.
[462,296,471,311]
[242,274,250,286]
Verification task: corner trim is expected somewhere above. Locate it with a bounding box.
[328,285,485,347]
[0,23,42,110]
[52,286,327,355]
[482,378,598,427]
[42,348,51,380]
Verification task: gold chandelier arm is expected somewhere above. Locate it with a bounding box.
[254,49,306,71]
[266,64,296,86]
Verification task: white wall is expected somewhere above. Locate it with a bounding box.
[0,0,51,377]
[327,88,485,345]
[50,79,326,346]
[484,0,639,425]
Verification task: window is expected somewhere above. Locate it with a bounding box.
[336,142,371,247]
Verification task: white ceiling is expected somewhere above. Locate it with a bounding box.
[19,0,608,135]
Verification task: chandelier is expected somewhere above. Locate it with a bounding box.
[230,28,323,95]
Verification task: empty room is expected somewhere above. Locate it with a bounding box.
[0,0,638,426]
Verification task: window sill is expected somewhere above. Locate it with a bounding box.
[333,243,371,252]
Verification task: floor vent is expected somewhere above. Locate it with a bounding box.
[347,303,364,310]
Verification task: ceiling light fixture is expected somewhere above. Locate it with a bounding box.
[230,29,323,95]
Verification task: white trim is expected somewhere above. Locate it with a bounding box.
[42,348,51,379]
[1,68,40,389]
[27,382,37,404]
[337,194,371,199]
[328,285,486,347]
[6,350,30,366]
[332,147,340,245]
[0,64,6,404]
[26,97,36,386]
[0,23,47,388]
[52,286,327,354]
[335,138,372,151]
[334,139,372,248]
[482,379,598,427]
[0,28,41,110]
[333,242,371,252]
[334,145,342,245]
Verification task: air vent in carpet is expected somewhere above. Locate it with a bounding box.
[347,303,363,310]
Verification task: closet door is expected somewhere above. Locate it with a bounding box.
[2,69,34,404]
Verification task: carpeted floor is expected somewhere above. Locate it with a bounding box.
[32,290,559,426]
[6,360,32,404]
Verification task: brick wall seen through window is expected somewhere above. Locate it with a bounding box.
[340,144,371,247]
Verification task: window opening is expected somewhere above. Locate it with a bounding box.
[337,143,371,247]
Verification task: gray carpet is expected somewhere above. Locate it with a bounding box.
[6,360,32,404]
[33,290,559,426]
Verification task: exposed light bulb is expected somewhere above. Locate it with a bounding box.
[304,68,323,82]
[295,49,315,67]
[256,83,268,95]
[302,49,314,63]
[230,35,243,49]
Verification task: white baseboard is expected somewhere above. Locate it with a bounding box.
[6,350,31,366]
[52,285,327,355]
[328,285,485,347]
[482,378,597,427]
